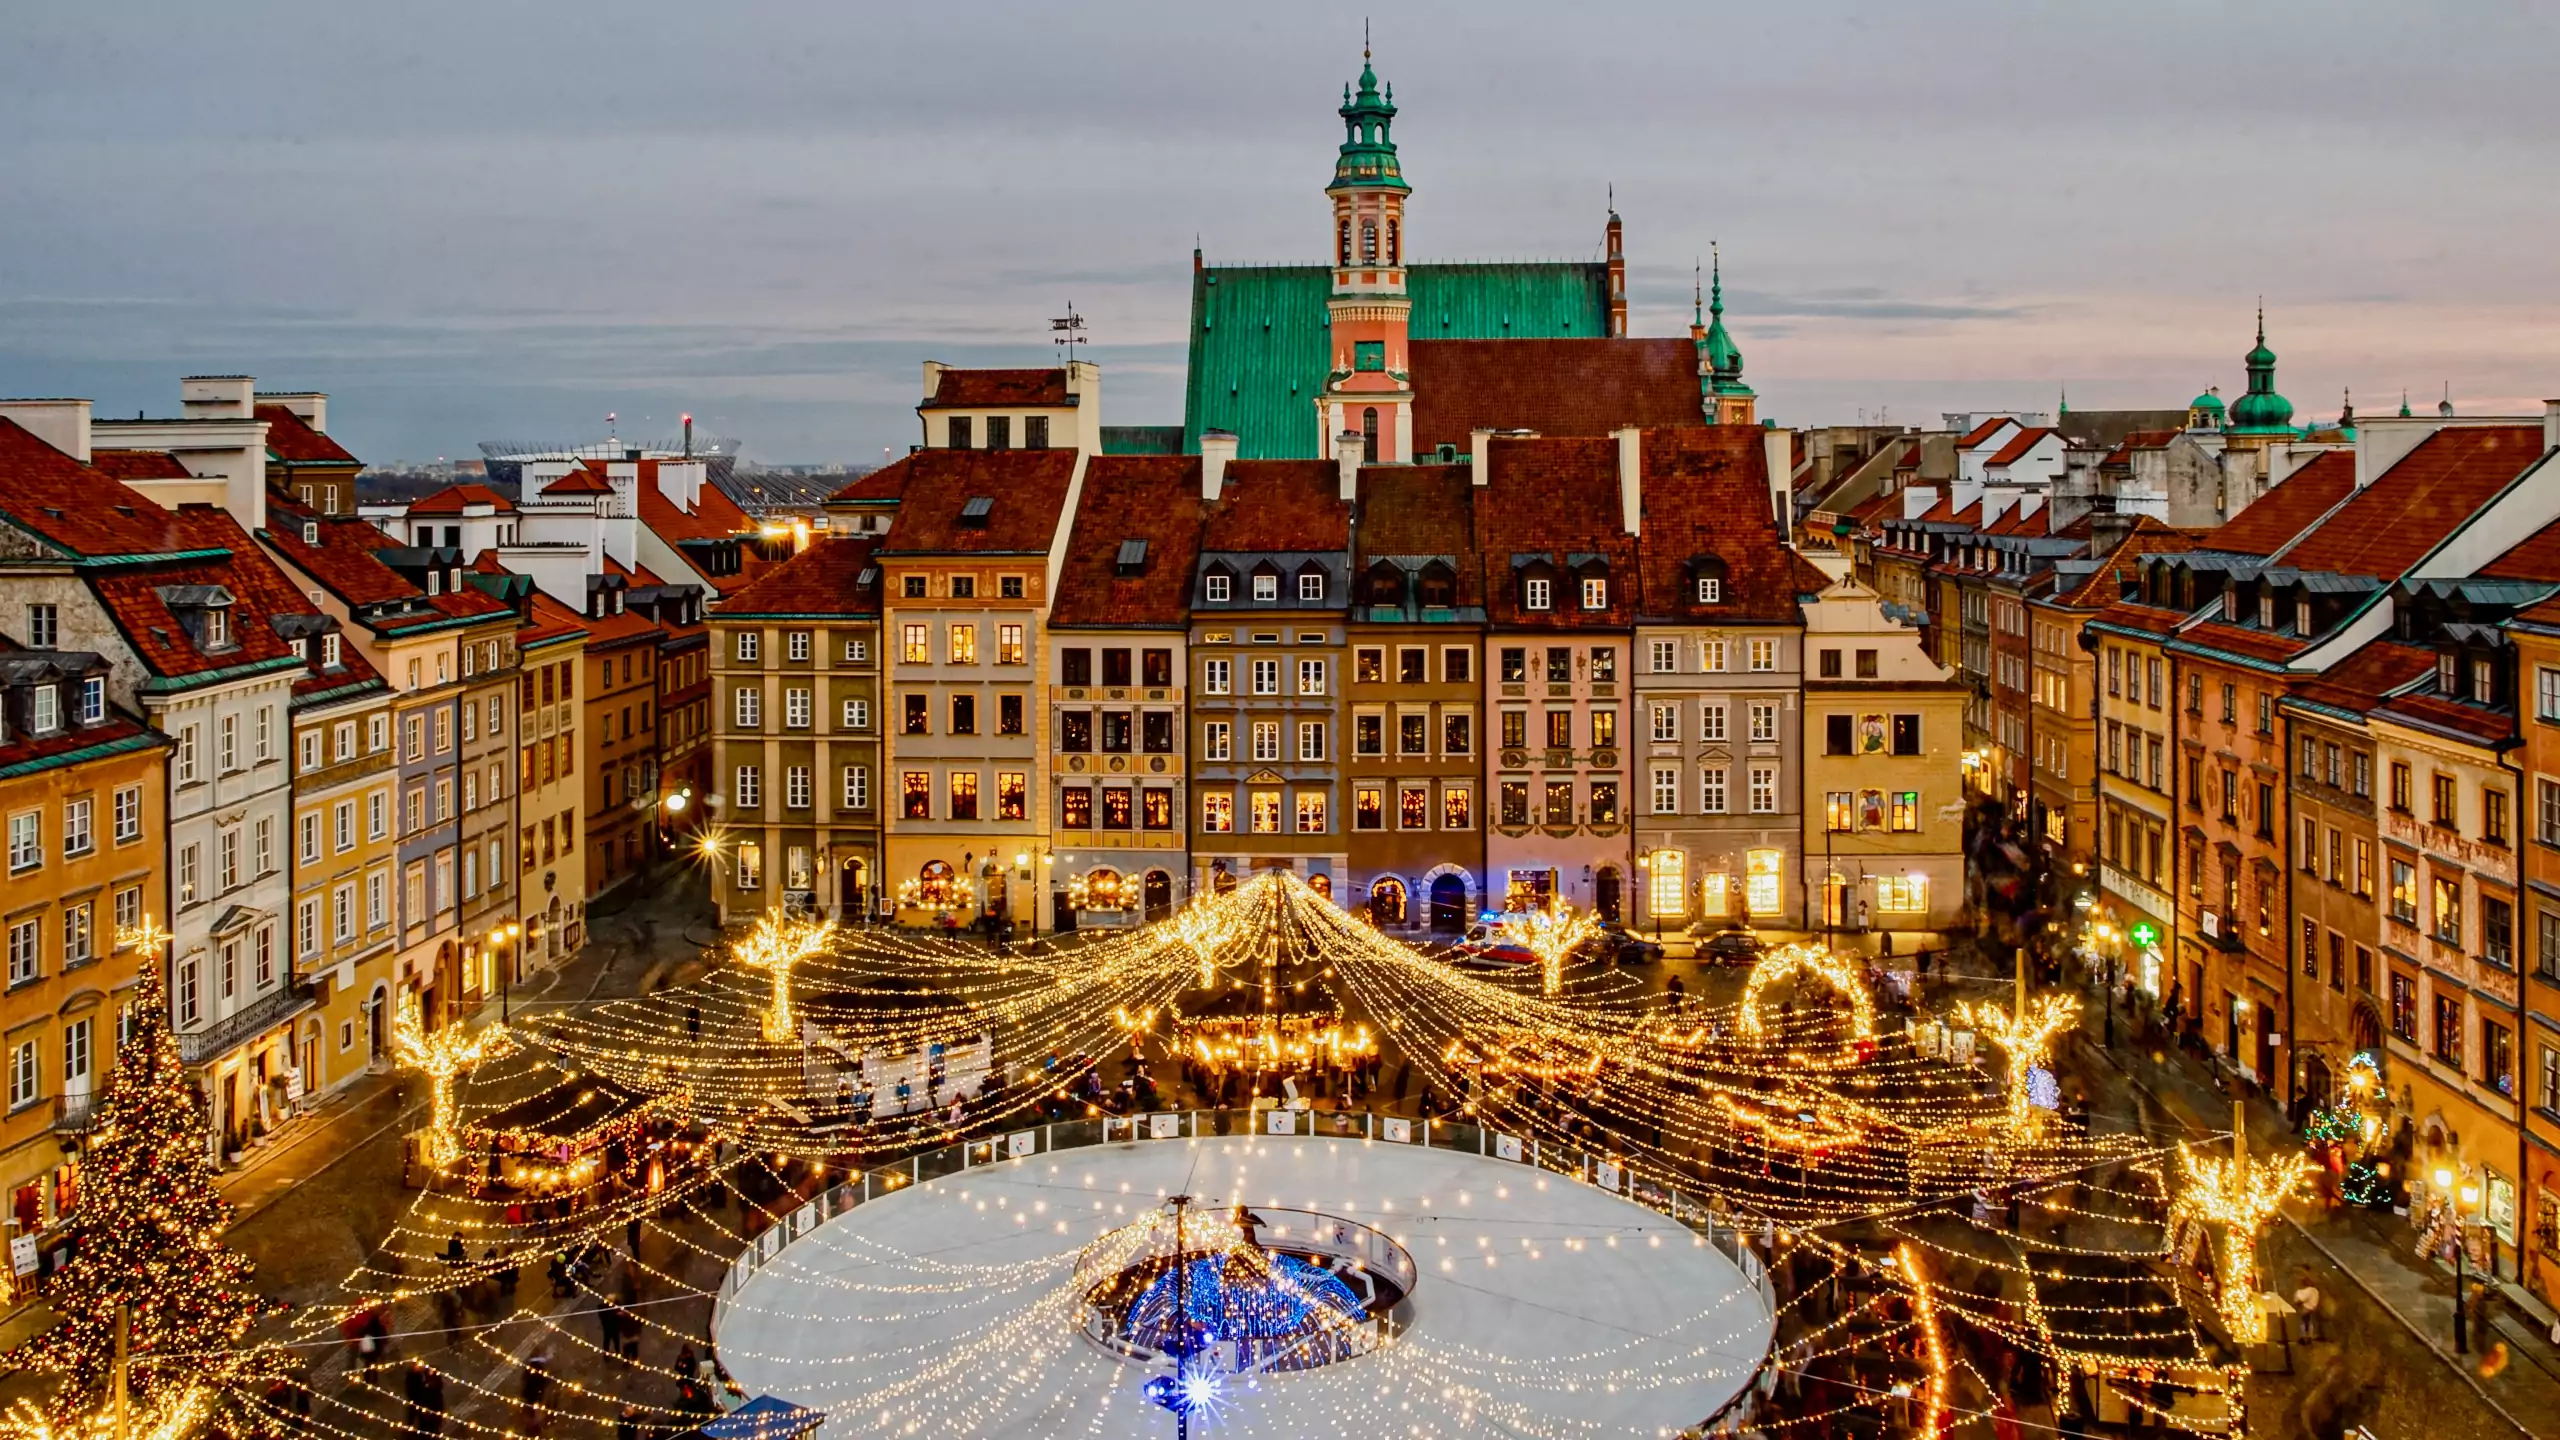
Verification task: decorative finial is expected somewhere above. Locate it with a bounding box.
[1693,259,1704,323]
[2401,387,2412,418]
[1709,241,1723,315]
[1364,17,1371,60]
[2256,298,2265,344]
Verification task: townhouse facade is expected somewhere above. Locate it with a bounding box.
[707,538,884,924]
[284,661,396,1100]
[2504,600,2560,1301]
[512,595,589,973]
[582,586,664,898]
[1799,579,1969,934]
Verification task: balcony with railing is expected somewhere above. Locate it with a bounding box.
[177,979,315,1067]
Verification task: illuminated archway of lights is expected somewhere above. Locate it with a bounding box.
[1734,943,1877,1045]
[161,870,2251,1438]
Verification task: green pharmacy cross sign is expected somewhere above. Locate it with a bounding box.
[2127,921,2160,949]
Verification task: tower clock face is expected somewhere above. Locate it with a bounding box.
[1354,342,1385,372]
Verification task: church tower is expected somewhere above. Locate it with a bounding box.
[1318,41,1414,464]
[1695,247,1756,426]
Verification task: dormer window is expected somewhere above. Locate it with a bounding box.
[32,685,58,735]
[322,633,341,668]
[1361,562,1404,607]
[1524,577,1552,611]
[1114,539,1148,578]
[1688,555,1729,606]
[2439,653,2457,695]
[1580,576,1607,611]
[425,570,442,596]
[2473,658,2494,704]
[291,638,308,660]
[79,676,103,724]
[1252,569,1279,603]
[2296,598,2311,636]
[958,496,994,529]
[1417,562,1456,609]
[204,606,229,648]
[1204,570,1232,603]
[1296,567,1326,602]
[303,521,319,544]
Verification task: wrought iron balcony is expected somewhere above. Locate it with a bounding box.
[176,980,315,1067]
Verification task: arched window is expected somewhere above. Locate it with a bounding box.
[1362,407,1379,463]
[1385,218,1399,264]
[1370,877,1407,927]
[1361,221,1377,263]
[1338,220,1351,266]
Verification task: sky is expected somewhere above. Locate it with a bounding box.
[4,1,2558,466]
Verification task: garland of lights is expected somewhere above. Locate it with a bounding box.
[391,991,516,1171]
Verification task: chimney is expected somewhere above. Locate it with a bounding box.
[0,399,92,462]
[180,375,254,419]
[2089,509,2135,562]
[1762,428,1795,539]
[1470,429,1497,488]
[1200,430,1238,501]
[1613,426,1642,536]
[261,391,327,431]
[1336,433,1363,502]
[2546,399,2560,454]
[1900,484,1940,520]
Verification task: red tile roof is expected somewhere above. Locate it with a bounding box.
[2288,638,2435,717]
[632,466,768,595]
[920,368,1071,410]
[2203,450,2356,557]
[1354,464,1483,606]
[89,449,193,482]
[1201,460,1352,554]
[520,591,592,647]
[2276,426,2540,575]
[255,404,359,467]
[2101,429,2179,467]
[264,494,514,625]
[1406,338,1703,456]
[408,483,516,515]
[1984,427,2054,468]
[579,604,665,649]
[2050,517,2200,609]
[0,420,205,560]
[1051,457,1207,629]
[0,640,163,771]
[874,448,1081,555]
[716,535,884,619]
[89,507,316,681]
[539,464,616,497]
[1957,418,2013,448]
[2377,689,2511,744]
[1474,435,1641,628]
[2482,513,2560,582]
[1630,426,1811,624]
[827,465,909,503]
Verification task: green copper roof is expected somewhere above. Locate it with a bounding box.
[1182,261,1609,457]
[2227,308,2295,434]
[2188,389,2226,415]
[1700,248,1749,397]
[1331,50,1406,193]
[1101,425,1186,456]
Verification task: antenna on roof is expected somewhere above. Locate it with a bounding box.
[1051,304,1088,363]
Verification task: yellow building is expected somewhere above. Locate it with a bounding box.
[513,595,590,968]
[0,647,168,1301]
[285,658,397,1100]
[1797,578,1966,935]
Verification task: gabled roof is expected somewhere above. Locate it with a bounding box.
[263,494,514,627]
[2276,425,2541,576]
[1632,426,1813,625]
[520,591,592,647]
[1984,427,2056,467]
[1957,418,2014,449]
[255,404,359,467]
[539,464,615,497]
[632,469,767,595]
[1051,457,1207,629]
[0,420,210,560]
[1474,435,1641,628]
[2049,517,2200,609]
[1200,460,1351,555]
[826,465,909,504]
[408,483,517,516]
[1405,338,1703,456]
[90,506,339,683]
[1354,464,1483,606]
[873,448,1080,556]
[920,368,1071,410]
[714,535,885,620]
[2205,450,2357,558]
[2287,638,2436,719]
[2481,510,2560,582]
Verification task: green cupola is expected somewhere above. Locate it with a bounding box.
[2186,386,2226,430]
[2226,308,2295,434]
[1331,44,1407,193]
[1701,247,1748,392]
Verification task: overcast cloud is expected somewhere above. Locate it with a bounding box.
[4,1,2556,464]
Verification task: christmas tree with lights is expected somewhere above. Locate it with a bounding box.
[11,942,284,1422]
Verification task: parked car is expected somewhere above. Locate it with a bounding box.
[1451,923,1537,968]
[1695,928,1765,966]
[1590,924,1665,966]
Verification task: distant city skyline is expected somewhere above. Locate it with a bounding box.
[4,1,2556,464]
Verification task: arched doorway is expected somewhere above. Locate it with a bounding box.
[366,983,389,1063]
[2302,1052,2334,1109]
[840,856,868,921]
[1594,866,1622,924]
[1369,877,1408,928]
[299,1018,322,1099]
[919,859,955,908]
[1429,875,1468,935]
[1143,870,1173,920]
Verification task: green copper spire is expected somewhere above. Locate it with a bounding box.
[2400,388,2412,418]
[1701,243,1749,395]
[1331,34,1407,193]
[2227,305,2295,434]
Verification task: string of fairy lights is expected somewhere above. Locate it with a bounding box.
[10,873,2307,1438]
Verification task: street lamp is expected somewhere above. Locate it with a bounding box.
[490,921,524,1022]
[2439,1168,2484,1353]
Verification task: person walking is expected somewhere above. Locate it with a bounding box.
[2291,1271,2322,1341]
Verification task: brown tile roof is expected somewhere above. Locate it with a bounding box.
[1354,464,1483,605]
[90,507,319,681]
[89,449,193,482]
[1051,457,1207,629]
[1474,434,1641,628]
[2276,427,2540,576]
[2377,689,2511,744]
[539,464,615,497]
[874,448,1080,555]
[827,465,909,503]
[255,404,359,466]
[2202,450,2356,557]
[2482,512,2560,582]
[1984,501,2050,537]
[2288,638,2435,717]
[1984,427,2055,467]
[2176,620,2307,666]
[1201,460,1352,554]
[0,420,204,560]
[715,535,885,619]
[265,494,514,624]
[1630,426,1808,624]
[1957,418,2013,448]
[2049,517,2199,609]
[580,604,665,649]
[408,483,516,515]
[521,591,592,647]
[920,368,1070,410]
[2101,429,2179,467]
[1405,338,1703,456]
[632,465,768,595]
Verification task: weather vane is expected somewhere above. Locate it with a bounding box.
[1052,304,1088,359]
